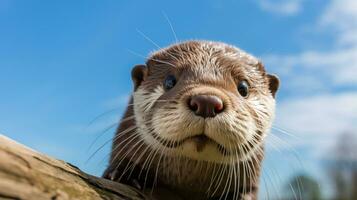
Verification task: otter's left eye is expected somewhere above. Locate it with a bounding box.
[238,80,249,97]
[164,75,177,90]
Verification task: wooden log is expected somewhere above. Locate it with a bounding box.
[0,134,150,200]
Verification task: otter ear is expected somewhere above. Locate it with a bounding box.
[267,74,279,98]
[131,64,148,91]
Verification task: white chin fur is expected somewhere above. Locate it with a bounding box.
[138,126,265,164]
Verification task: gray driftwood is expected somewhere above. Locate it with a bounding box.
[0,135,149,200]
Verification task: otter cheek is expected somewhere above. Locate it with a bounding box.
[244,117,258,142]
[152,108,178,140]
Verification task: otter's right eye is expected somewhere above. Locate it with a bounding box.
[238,80,249,97]
[164,75,177,90]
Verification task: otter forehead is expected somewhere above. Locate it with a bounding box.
[149,40,260,67]
[144,41,268,91]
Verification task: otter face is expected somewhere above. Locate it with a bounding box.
[131,41,279,164]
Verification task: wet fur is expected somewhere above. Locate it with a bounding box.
[103,41,279,200]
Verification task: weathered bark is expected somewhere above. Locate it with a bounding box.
[0,135,150,200]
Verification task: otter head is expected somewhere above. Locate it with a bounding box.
[131,41,279,164]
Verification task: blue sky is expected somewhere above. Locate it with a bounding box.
[1,0,357,198]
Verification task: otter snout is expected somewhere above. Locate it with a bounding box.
[188,95,224,118]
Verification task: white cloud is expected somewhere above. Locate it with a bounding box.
[262,0,357,87]
[276,92,357,137]
[319,0,357,46]
[320,0,357,30]
[273,92,357,159]
[264,47,357,85]
[256,0,303,15]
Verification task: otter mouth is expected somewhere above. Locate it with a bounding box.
[190,134,210,152]
[151,132,231,156]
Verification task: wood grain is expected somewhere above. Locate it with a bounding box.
[0,135,149,200]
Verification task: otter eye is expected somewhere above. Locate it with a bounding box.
[238,80,249,97]
[164,75,177,90]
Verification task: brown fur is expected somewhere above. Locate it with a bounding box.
[103,41,279,200]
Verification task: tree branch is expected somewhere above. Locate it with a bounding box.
[0,135,149,200]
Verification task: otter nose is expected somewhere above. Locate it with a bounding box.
[189,95,224,118]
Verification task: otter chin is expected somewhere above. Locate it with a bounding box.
[190,134,213,152]
[103,40,279,200]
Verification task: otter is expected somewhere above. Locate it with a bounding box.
[103,41,279,200]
